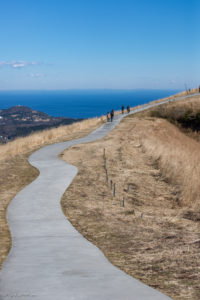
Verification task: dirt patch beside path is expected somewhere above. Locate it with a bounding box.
[61,116,200,300]
[0,154,39,268]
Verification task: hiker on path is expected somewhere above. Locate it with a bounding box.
[121,105,124,114]
[127,105,130,113]
[107,112,110,122]
[110,109,114,122]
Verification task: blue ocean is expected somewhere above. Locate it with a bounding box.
[0,90,179,119]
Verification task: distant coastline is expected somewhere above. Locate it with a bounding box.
[0,105,80,143]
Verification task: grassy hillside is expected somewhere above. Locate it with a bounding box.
[143,94,200,210]
[61,93,200,300]
[0,116,105,161]
[149,94,200,131]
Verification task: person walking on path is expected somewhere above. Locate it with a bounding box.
[121,105,124,114]
[127,105,130,113]
[110,109,114,122]
[106,112,110,122]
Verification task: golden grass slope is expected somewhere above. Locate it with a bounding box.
[140,94,200,209]
[61,115,200,300]
[0,117,105,161]
[149,88,198,105]
[149,94,200,121]
[137,117,200,208]
[0,155,39,267]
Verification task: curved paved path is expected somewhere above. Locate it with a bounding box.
[2,95,196,300]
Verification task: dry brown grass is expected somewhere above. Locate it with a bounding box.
[0,117,105,161]
[148,94,200,120]
[138,118,200,208]
[61,116,200,300]
[0,154,39,269]
[149,88,198,105]
[138,95,200,209]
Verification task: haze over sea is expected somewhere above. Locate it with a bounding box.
[0,90,179,119]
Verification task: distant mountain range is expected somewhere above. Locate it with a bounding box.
[0,105,81,143]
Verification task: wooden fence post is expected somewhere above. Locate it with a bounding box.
[104,157,106,169]
[105,169,108,182]
[110,180,113,189]
[122,197,125,207]
[113,183,116,197]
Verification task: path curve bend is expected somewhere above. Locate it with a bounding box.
[1,96,193,299]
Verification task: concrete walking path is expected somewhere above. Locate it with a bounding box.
[1,95,195,299]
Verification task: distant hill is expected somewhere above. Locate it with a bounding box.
[0,105,81,142]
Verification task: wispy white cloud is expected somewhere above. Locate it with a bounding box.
[0,61,43,69]
[169,80,177,85]
[29,73,47,78]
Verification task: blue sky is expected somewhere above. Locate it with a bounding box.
[0,0,199,90]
